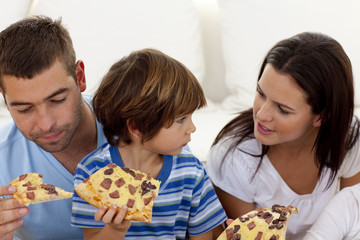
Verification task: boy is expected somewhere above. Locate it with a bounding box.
[71,48,227,239]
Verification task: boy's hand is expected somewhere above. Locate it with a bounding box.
[0,185,29,240]
[95,205,131,232]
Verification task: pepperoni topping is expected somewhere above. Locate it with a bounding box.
[255,232,263,240]
[107,163,117,168]
[232,234,241,240]
[247,221,256,230]
[143,197,153,206]
[104,168,114,175]
[109,190,120,198]
[19,174,28,181]
[225,228,234,240]
[127,198,135,208]
[38,174,43,178]
[27,186,37,191]
[128,184,137,195]
[26,192,35,200]
[135,173,144,180]
[270,235,277,240]
[122,167,136,177]
[115,178,125,187]
[22,181,32,187]
[233,224,240,233]
[146,173,152,180]
[100,178,112,190]
[41,184,58,195]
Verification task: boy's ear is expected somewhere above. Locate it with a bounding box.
[126,119,142,139]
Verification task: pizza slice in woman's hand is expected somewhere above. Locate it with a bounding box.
[217,204,299,240]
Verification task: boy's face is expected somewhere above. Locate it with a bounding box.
[1,60,87,153]
[143,113,196,155]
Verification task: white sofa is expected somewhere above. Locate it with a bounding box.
[1,0,360,163]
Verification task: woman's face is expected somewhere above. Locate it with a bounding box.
[253,64,321,147]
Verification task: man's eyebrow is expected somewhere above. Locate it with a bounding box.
[9,88,69,107]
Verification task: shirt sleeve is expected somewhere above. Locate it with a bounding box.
[206,139,256,203]
[187,165,227,236]
[303,185,360,240]
[340,122,360,178]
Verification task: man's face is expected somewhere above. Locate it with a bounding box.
[1,60,85,153]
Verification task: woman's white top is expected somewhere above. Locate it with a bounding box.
[303,183,360,240]
[206,137,360,240]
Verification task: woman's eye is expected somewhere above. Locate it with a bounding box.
[256,86,265,97]
[278,105,289,115]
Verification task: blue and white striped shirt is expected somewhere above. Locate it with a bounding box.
[71,143,226,239]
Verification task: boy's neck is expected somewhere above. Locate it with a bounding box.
[117,143,163,179]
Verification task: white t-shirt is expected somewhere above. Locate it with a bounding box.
[206,136,360,240]
[303,183,360,240]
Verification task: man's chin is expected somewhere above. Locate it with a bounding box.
[35,141,68,153]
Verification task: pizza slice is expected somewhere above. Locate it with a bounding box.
[10,173,73,206]
[217,204,299,240]
[74,163,161,223]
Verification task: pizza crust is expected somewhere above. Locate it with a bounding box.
[75,163,161,223]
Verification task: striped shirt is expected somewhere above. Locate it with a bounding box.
[71,143,227,239]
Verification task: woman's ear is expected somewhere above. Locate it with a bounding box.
[126,119,142,139]
[313,112,323,127]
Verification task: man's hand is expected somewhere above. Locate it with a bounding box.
[0,185,29,240]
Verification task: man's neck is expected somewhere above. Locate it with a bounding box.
[53,99,98,174]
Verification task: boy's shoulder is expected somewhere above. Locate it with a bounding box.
[78,143,112,172]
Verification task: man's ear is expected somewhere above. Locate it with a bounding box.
[126,119,142,140]
[0,88,7,106]
[75,60,86,92]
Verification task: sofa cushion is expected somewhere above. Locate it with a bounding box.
[218,0,360,111]
[33,0,205,94]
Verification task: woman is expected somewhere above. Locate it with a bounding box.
[206,32,360,240]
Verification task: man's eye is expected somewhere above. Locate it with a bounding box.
[18,108,31,113]
[52,98,66,103]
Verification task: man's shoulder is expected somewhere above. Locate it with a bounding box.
[0,121,23,148]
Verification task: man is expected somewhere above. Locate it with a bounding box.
[0,16,107,239]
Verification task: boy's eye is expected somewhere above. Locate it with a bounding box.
[176,117,186,123]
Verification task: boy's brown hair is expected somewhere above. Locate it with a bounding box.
[0,15,76,92]
[93,48,206,146]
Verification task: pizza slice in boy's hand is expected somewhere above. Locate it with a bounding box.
[10,173,73,206]
[75,163,161,223]
[217,204,299,240]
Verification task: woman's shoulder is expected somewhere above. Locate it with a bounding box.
[208,137,262,166]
